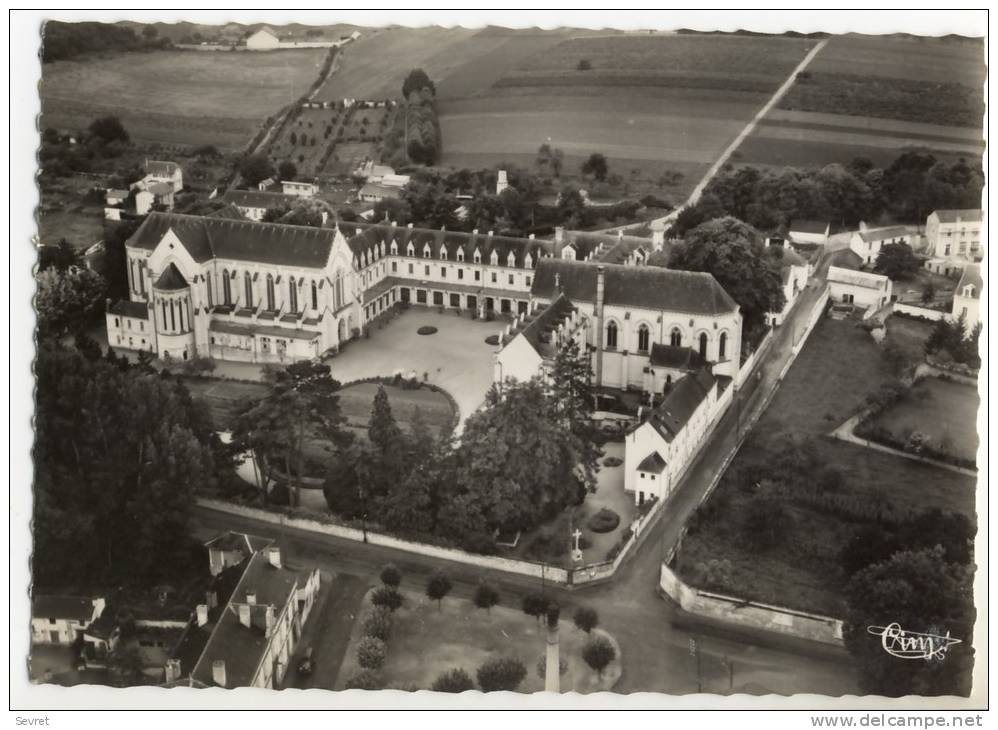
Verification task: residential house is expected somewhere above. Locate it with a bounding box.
[849,223,913,266]
[827,265,893,310]
[766,242,811,326]
[926,209,983,267]
[222,189,298,221]
[281,180,318,198]
[142,160,184,194]
[31,595,106,646]
[952,263,982,334]
[246,27,280,50]
[788,219,830,246]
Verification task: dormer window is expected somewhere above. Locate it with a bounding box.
[380,242,386,256]
[473,249,482,264]
[406,243,415,257]
[390,241,398,255]
[964,285,976,297]
[524,253,533,269]
[423,244,431,259]
[507,252,516,268]
[490,251,499,266]
[440,248,448,261]
[457,250,464,262]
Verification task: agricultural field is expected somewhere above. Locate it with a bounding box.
[740,34,985,169]
[673,316,976,616]
[40,49,328,150]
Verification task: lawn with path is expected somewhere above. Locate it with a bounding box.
[336,588,621,693]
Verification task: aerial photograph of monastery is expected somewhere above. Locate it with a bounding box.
[24,12,984,709]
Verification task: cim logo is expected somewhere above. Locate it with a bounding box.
[867,623,962,661]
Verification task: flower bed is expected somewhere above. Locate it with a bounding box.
[417,326,438,336]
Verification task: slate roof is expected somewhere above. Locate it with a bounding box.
[108,300,149,319]
[205,531,274,554]
[648,344,706,371]
[32,595,98,622]
[359,183,401,200]
[858,226,910,243]
[637,452,667,474]
[154,262,189,291]
[510,293,576,358]
[208,204,248,221]
[556,230,653,263]
[646,368,716,443]
[932,209,983,223]
[531,259,738,316]
[223,189,297,210]
[827,266,889,290]
[190,552,302,688]
[789,219,829,235]
[126,212,336,269]
[148,182,175,197]
[343,222,553,270]
[209,320,321,341]
[957,263,982,298]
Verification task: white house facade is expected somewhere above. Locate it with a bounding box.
[827,266,893,310]
[952,263,982,334]
[926,209,983,264]
[849,224,913,266]
[31,596,106,646]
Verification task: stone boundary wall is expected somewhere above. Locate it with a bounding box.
[893,302,947,321]
[659,562,844,646]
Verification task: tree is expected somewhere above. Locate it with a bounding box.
[371,586,404,612]
[473,582,499,614]
[668,216,786,335]
[402,68,435,99]
[38,238,81,272]
[141,25,158,40]
[278,160,298,181]
[239,153,275,187]
[369,385,403,459]
[34,267,107,338]
[89,115,129,145]
[32,342,224,587]
[431,668,475,693]
[549,337,602,488]
[874,242,920,280]
[426,570,452,609]
[582,634,616,679]
[844,547,975,696]
[921,281,936,304]
[107,644,146,687]
[522,592,549,622]
[476,657,527,692]
[362,606,393,641]
[356,636,387,670]
[573,606,599,633]
[581,153,609,182]
[380,563,402,589]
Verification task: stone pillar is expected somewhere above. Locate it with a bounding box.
[545,604,560,693]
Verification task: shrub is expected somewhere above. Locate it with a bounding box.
[525,531,567,561]
[587,508,621,533]
[380,563,402,589]
[522,592,549,622]
[345,669,383,690]
[476,657,527,692]
[572,606,599,633]
[362,606,393,641]
[474,582,499,614]
[602,456,623,467]
[582,634,617,678]
[431,668,475,693]
[426,570,452,608]
[485,334,500,346]
[371,586,403,612]
[357,636,387,670]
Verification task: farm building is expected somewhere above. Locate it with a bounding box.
[246,27,280,50]
[31,595,106,646]
[952,263,982,334]
[767,243,811,326]
[788,220,830,245]
[281,180,318,198]
[358,182,402,203]
[222,189,298,221]
[244,25,348,51]
[849,224,913,266]
[926,209,983,265]
[827,266,893,310]
[142,160,184,193]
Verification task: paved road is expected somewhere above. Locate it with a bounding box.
[596,39,830,235]
[190,250,858,694]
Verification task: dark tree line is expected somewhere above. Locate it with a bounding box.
[42,21,171,62]
[670,152,983,237]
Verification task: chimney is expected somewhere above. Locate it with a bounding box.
[265,605,276,638]
[212,660,227,688]
[246,591,257,606]
[266,546,282,569]
[859,220,868,233]
[407,222,413,229]
[390,220,397,228]
[554,227,564,243]
[529,233,535,240]
[618,230,624,241]
[595,266,606,386]
[196,604,209,627]
[472,228,479,236]
[239,604,252,628]
[164,658,181,684]
[488,230,494,237]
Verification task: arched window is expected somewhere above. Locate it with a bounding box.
[719,332,728,360]
[699,332,708,358]
[129,260,137,292]
[222,269,231,305]
[637,324,650,353]
[244,272,253,308]
[169,300,177,331]
[288,277,298,312]
[206,272,213,309]
[311,280,318,310]
[161,300,168,328]
[606,320,618,349]
[266,274,275,311]
[669,327,681,347]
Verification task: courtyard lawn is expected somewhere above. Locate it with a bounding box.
[674,316,977,617]
[870,377,980,465]
[336,588,621,693]
[324,308,503,433]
